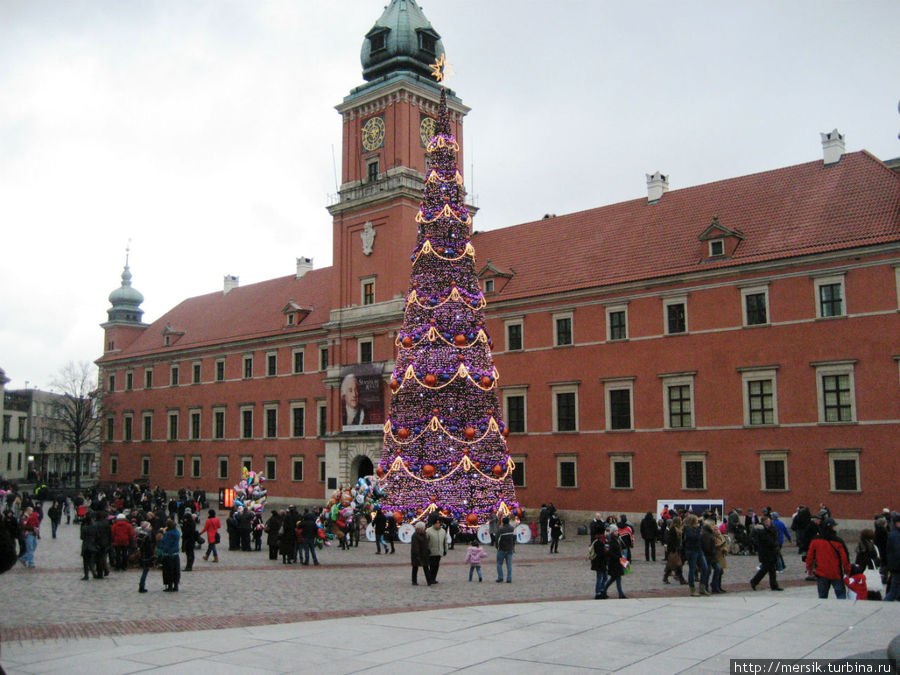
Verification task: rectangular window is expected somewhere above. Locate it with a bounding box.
[607,308,628,341]
[818,282,844,317]
[243,355,253,379]
[668,385,692,428]
[241,457,252,473]
[141,456,150,476]
[267,353,277,377]
[362,280,375,305]
[266,457,276,481]
[126,371,133,390]
[218,456,229,480]
[484,278,495,293]
[318,456,326,482]
[191,456,201,479]
[168,412,179,441]
[291,405,305,437]
[317,402,327,436]
[760,453,788,491]
[505,320,523,351]
[611,455,633,489]
[142,413,152,441]
[213,409,225,440]
[359,339,373,363]
[215,359,225,382]
[554,313,573,346]
[110,455,118,475]
[832,458,858,491]
[292,457,304,481]
[742,287,769,326]
[511,456,526,488]
[664,298,687,334]
[367,158,379,182]
[822,374,852,422]
[319,346,329,371]
[557,457,577,488]
[241,408,253,439]
[170,365,179,386]
[175,456,184,478]
[123,416,133,442]
[265,407,277,438]
[106,417,114,442]
[748,379,774,425]
[190,411,201,440]
[555,391,577,432]
[108,374,116,392]
[606,383,633,431]
[293,350,304,374]
[144,369,153,389]
[504,394,526,434]
[682,454,706,490]
[192,362,201,384]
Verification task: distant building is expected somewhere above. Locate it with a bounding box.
[96,0,900,524]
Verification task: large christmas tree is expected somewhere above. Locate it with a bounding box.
[377,59,519,531]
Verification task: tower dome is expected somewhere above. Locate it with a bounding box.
[107,256,144,324]
[361,0,444,82]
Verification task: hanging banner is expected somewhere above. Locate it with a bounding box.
[340,362,386,432]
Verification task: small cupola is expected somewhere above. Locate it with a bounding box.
[361,0,445,82]
[646,171,669,203]
[107,249,144,324]
[820,129,845,166]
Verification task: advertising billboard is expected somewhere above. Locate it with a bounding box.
[340,362,386,432]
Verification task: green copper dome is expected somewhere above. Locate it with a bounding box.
[361,0,444,81]
[107,261,144,323]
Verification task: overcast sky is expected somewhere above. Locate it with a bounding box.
[1,1,898,390]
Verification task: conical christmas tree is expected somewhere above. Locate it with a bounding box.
[377,66,519,532]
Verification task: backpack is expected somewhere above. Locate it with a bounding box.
[588,542,597,561]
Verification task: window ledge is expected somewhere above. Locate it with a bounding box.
[742,323,770,329]
[829,489,861,494]
[553,430,579,434]
[744,424,779,429]
[611,487,634,491]
[605,429,635,433]
[817,421,858,426]
[815,315,847,321]
[665,427,696,431]
[556,485,579,489]
[682,488,708,492]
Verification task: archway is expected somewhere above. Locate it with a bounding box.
[355,455,374,480]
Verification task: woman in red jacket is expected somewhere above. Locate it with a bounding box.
[806,518,850,599]
[200,509,221,563]
[110,514,135,570]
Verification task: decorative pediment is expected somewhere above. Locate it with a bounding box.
[698,216,744,260]
[476,260,515,294]
[282,299,312,327]
[162,323,185,347]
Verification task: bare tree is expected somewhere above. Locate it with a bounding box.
[50,361,102,489]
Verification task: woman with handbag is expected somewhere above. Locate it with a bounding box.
[200,509,221,563]
[602,525,628,599]
[663,516,687,585]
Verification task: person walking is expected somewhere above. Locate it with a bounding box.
[602,525,628,598]
[181,508,197,571]
[17,506,40,568]
[590,530,609,599]
[640,511,659,562]
[806,518,850,599]
[465,538,487,582]
[662,516,687,585]
[410,521,432,586]
[200,509,221,563]
[136,521,156,593]
[373,507,387,555]
[426,518,447,583]
[79,511,98,580]
[158,518,181,592]
[683,514,710,596]
[495,516,516,583]
[47,500,62,539]
[750,515,784,592]
[548,513,562,554]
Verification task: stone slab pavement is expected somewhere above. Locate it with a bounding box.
[1,519,897,673]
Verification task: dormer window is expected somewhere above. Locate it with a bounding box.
[368,28,388,53]
[698,216,744,262]
[484,279,495,293]
[709,239,725,257]
[418,32,436,54]
[281,300,312,328]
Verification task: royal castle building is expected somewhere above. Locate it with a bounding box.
[97,0,900,524]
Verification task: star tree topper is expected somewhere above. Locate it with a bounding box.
[429,53,454,83]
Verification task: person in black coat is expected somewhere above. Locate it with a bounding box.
[265,511,282,561]
[226,509,240,551]
[280,507,299,564]
[373,508,387,554]
[603,527,627,598]
[590,532,609,599]
[384,513,397,554]
[236,507,253,552]
[181,509,197,571]
[93,512,112,578]
[749,515,783,591]
[79,512,98,580]
[640,512,659,562]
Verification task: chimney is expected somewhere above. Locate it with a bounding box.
[646,171,669,203]
[223,275,239,294]
[296,257,313,279]
[820,129,845,165]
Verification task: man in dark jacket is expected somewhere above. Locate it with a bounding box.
[299,511,320,566]
[495,516,516,583]
[181,509,197,571]
[749,515,783,591]
[640,512,659,561]
[236,507,253,552]
[884,515,900,601]
[410,522,431,585]
[373,507,387,554]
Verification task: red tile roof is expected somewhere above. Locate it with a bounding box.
[102,268,332,361]
[472,151,900,300]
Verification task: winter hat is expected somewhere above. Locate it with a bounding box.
[116,513,126,520]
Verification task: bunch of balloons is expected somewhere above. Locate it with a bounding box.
[324,476,384,540]
[233,466,267,514]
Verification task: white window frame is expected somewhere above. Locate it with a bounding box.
[319,345,329,372]
[483,278,495,293]
[828,448,861,493]
[551,382,579,432]
[240,406,254,439]
[553,311,574,347]
[144,368,153,389]
[814,360,857,424]
[740,367,779,426]
[609,453,634,490]
[317,400,327,436]
[502,387,528,434]
[218,456,229,480]
[265,456,277,481]
[266,351,278,377]
[191,456,201,479]
[167,411,179,441]
[241,456,253,473]
[142,413,153,442]
[191,361,202,384]
[212,407,226,440]
[122,414,133,442]
[895,266,900,310]
[740,284,770,327]
[175,455,184,478]
[318,455,326,482]
[215,358,226,382]
[292,347,305,374]
[605,304,629,341]
[125,370,134,391]
[604,378,634,431]
[358,336,374,363]
[110,455,118,475]
[189,409,202,440]
[292,456,304,482]
[264,404,278,439]
[556,455,578,488]
[290,403,306,438]
[759,451,789,492]
[141,456,150,476]
[243,354,254,379]
[661,372,695,430]
[170,364,179,386]
[813,273,846,318]
[663,296,688,335]
[681,452,707,491]
[504,318,523,351]
[708,239,725,257]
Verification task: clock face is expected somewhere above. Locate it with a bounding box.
[361,116,385,152]
[420,116,436,147]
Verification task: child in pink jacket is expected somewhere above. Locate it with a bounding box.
[465,539,487,582]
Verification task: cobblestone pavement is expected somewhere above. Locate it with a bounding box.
[0,520,814,643]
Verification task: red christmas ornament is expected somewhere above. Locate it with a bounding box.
[464,427,476,440]
[390,378,400,391]
[480,376,492,387]
[492,464,504,478]
[424,373,437,386]
[502,427,510,438]
[454,334,467,346]
[450,281,457,287]
[376,467,385,478]
[422,464,436,478]
[458,354,465,361]
[397,428,410,439]
[430,496,437,503]
[462,448,469,455]
[433,408,440,415]
[402,336,413,348]
[393,511,404,524]
[465,513,479,526]
[436,247,444,254]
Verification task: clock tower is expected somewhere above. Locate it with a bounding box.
[323,0,471,484]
